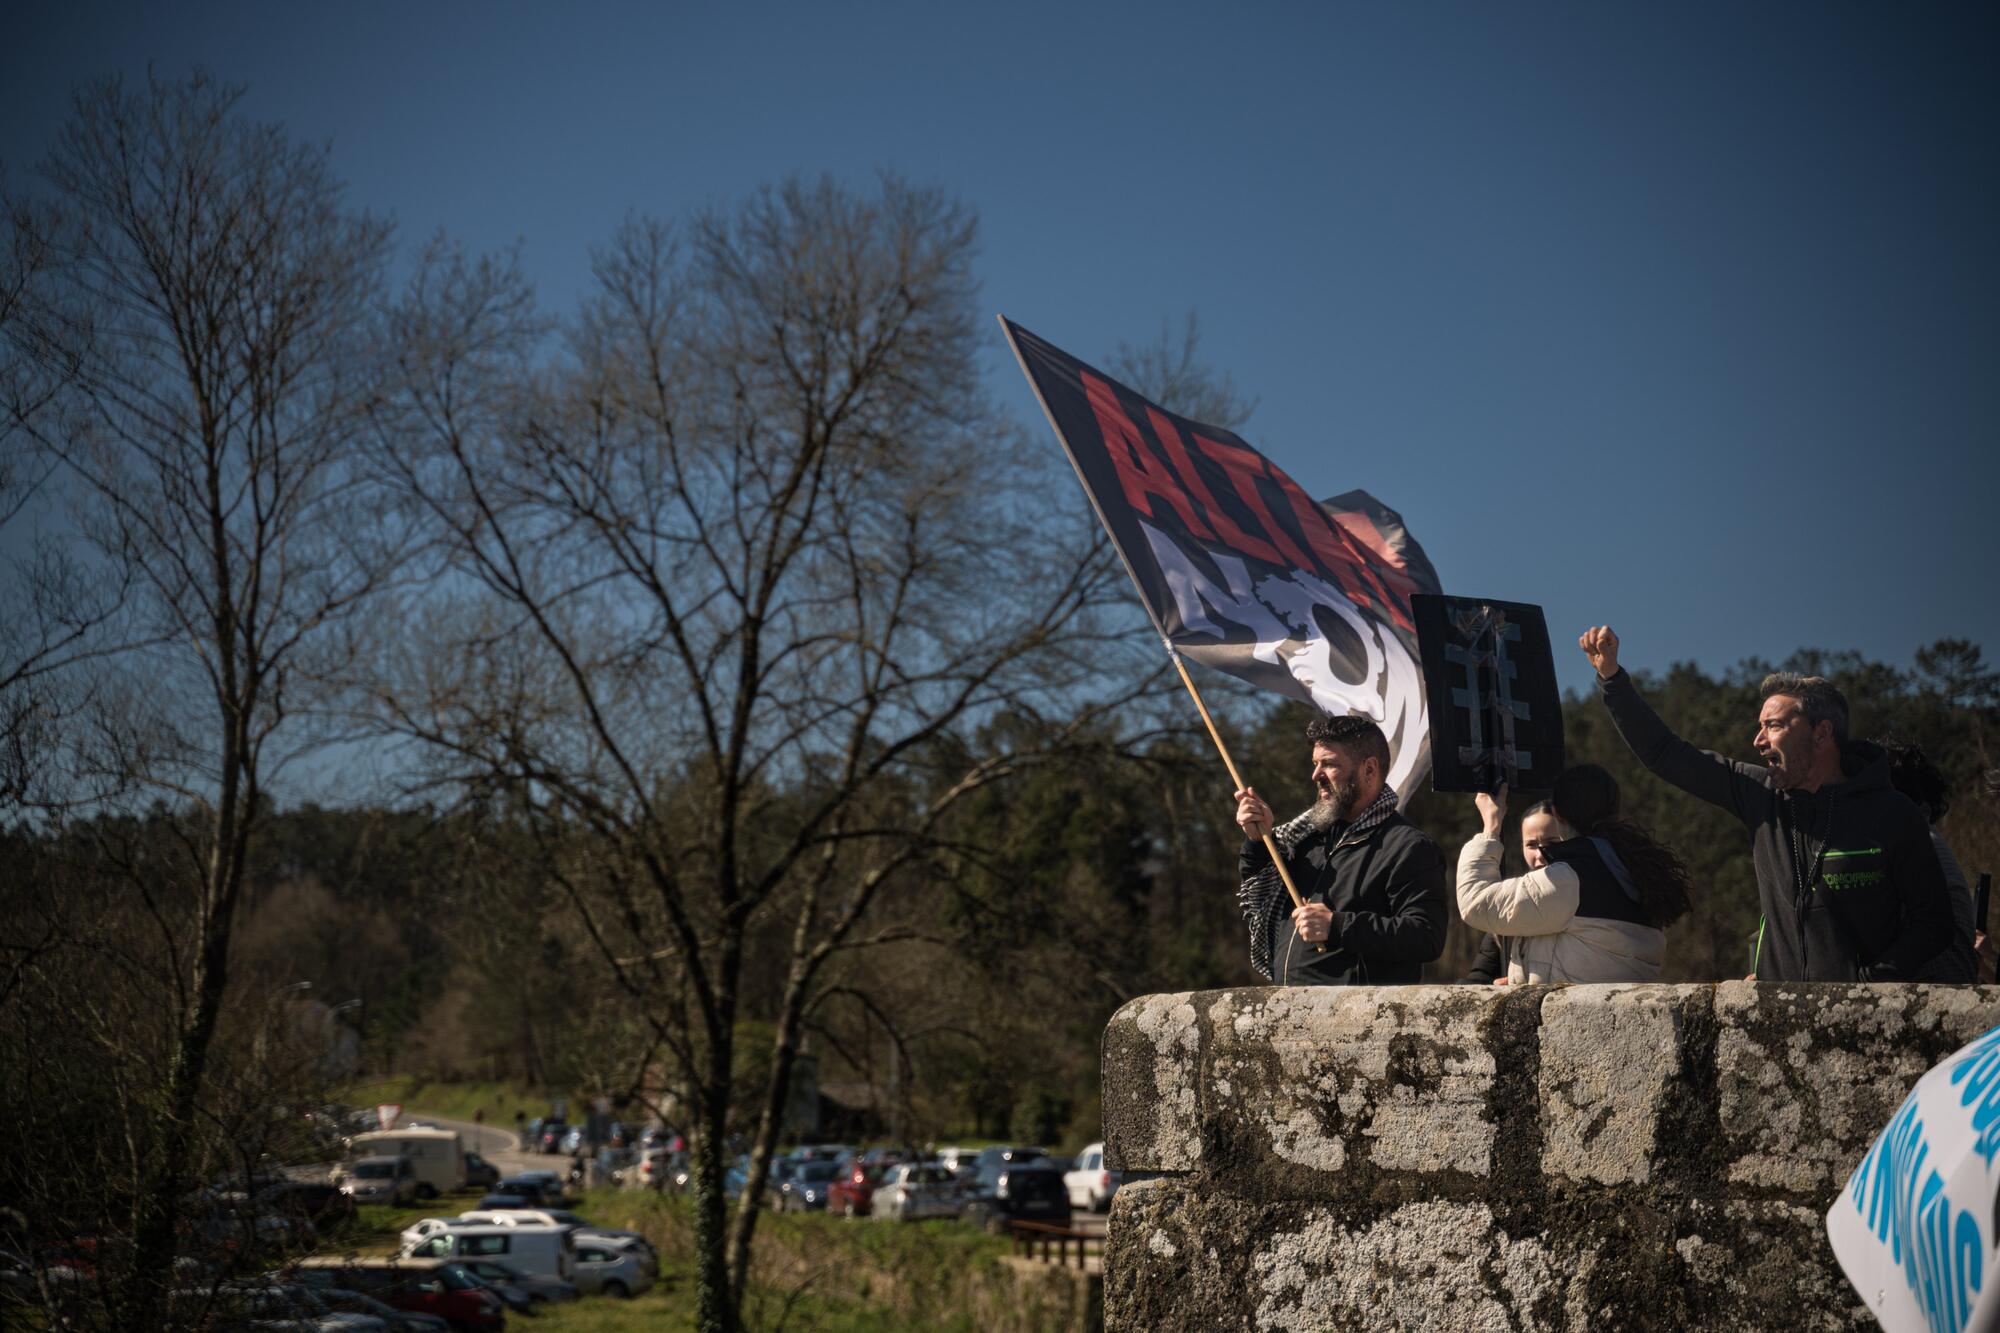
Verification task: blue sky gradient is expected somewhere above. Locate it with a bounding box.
[5,2,1994,699]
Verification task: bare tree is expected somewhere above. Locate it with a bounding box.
[367,176,1161,1329]
[0,71,398,1328]
[0,182,132,811]
[1110,310,1257,433]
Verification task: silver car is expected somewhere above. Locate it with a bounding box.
[569,1241,655,1299]
[335,1156,417,1207]
[870,1163,960,1221]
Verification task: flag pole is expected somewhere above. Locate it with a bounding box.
[1166,647,1307,916]
[995,314,1313,939]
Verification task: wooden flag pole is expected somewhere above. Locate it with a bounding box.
[1168,649,1309,918]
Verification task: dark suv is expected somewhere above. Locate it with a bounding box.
[958,1165,1071,1233]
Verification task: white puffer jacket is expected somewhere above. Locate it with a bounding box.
[1455,833,1664,984]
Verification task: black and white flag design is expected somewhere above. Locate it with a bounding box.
[1001,318,1442,797]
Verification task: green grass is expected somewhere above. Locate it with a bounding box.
[315,1186,1033,1332]
[527,1259,971,1333]
[337,1076,555,1131]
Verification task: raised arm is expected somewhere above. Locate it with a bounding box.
[1457,838,1580,936]
[1455,788,1579,935]
[1582,626,1768,824]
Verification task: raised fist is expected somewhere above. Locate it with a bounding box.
[1579,626,1621,680]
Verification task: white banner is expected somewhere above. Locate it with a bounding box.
[1829,1024,2000,1332]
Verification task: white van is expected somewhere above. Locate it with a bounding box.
[457,1210,655,1267]
[348,1128,465,1200]
[403,1222,573,1281]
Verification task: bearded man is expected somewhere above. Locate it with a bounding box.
[1581,626,1950,982]
[1234,714,1449,985]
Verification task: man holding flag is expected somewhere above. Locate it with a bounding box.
[999,315,1451,986]
[1235,714,1449,984]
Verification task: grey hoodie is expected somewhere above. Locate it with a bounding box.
[1598,668,1950,982]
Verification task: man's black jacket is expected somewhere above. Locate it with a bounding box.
[1239,812,1449,985]
[1598,667,1950,981]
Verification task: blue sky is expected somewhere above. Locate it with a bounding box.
[5,1,1995,700]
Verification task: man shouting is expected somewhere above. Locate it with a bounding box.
[1234,714,1449,985]
[1581,626,1950,981]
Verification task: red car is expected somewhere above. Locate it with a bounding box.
[288,1257,505,1330]
[826,1156,906,1219]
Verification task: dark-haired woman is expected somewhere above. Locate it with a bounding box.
[1456,764,1694,984]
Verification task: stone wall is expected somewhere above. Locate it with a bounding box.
[1101,983,2000,1331]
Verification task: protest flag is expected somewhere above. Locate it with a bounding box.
[999,317,1441,918]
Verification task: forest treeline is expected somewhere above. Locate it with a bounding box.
[10,637,1992,1149]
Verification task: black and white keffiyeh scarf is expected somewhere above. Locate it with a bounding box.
[1238,784,1401,982]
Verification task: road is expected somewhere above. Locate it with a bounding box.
[399,1113,544,1176]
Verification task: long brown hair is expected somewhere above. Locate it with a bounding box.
[1552,764,1693,928]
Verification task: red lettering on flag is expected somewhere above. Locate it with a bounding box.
[1266,466,1417,635]
[1083,372,1215,541]
[1189,432,1316,574]
[1145,409,1282,565]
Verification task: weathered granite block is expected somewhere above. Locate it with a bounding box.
[1203,986,1509,1193]
[1103,983,2000,1331]
[1105,1177,1871,1331]
[1103,990,1213,1172]
[1538,984,1703,1186]
[1712,981,1999,1193]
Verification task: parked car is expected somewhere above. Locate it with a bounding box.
[600,1146,641,1186]
[443,1264,534,1317]
[557,1125,587,1155]
[972,1146,1046,1174]
[396,1218,467,1251]
[724,1154,799,1201]
[336,1157,418,1207]
[509,1169,571,1203]
[775,1160,842,1212]
[461,1152,500,1191]
[316,1285,450,1333]
[826,1159,900,1219]
[635,1147,687,1191]
[932,1146,980,1178]
[403,1222,574,1282]
[871,1162,960,1221]
[569,1240,654,1299]
[453,1257,580,1306]
[793,1143,854,1162]
[289,1258,503,1331]
[473,1192,533,1211]
[192,1193,315,1253]
[1063,1141,1124,1212]
[171,1280,384,1332]
[456,1208,656,1268]
[958,1165,1071,1234]
[535,1121,569,1154]
[489,1177,551,1207]
[258,1181,358,1234]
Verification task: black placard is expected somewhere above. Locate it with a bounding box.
[1412,594,1564,794]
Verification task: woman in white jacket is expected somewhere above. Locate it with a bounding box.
[1457,764,1693,985]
